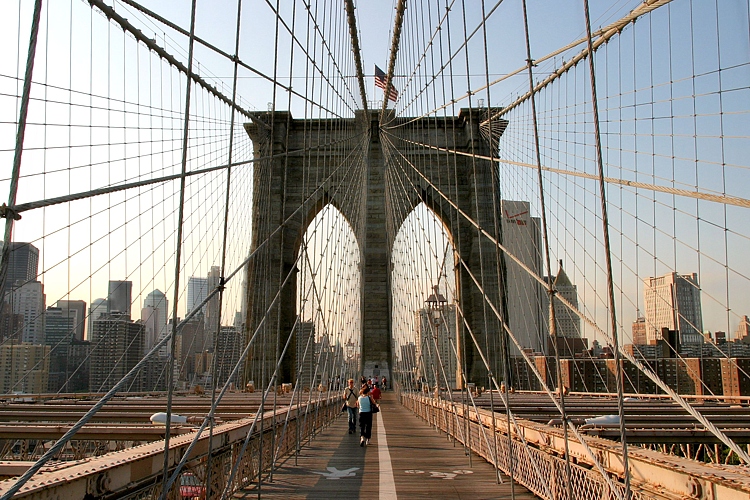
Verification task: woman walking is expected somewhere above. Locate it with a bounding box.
[357,385,376,446]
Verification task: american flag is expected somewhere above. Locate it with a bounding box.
[374,65,398,102]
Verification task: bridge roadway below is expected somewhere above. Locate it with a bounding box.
[236,392,535,499]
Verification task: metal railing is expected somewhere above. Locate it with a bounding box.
[0,395,339,499]
[402,392,750,500]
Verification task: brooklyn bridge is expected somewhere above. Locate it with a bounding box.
[0,0,749,498]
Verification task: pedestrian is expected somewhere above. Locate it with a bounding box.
[381,375,387,391]
[342,379,358,434]
[357,385,376,446]
[371,382,381,404]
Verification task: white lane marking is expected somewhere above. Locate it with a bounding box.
[312,467,359,479]
[403,469,473,480]
[376,412,397,499]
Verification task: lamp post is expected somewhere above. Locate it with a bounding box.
[345,339,354,378]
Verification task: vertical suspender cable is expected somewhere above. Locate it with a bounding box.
[161,1,198,497]
[581,0,631,496]
[478,0,511,488]
[459,0,492,474]
[442,0,472,464]
[204,0,244,496]
[270,0,298,482]
[0,0,43,307]
[0,5,44,495]
[264,0,283,492]
[520,0,574,497]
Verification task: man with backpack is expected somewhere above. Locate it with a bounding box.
[342,379,358,434]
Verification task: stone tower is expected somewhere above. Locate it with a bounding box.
[242,108,508,387]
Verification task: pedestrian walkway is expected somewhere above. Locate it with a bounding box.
[235,392,535,499]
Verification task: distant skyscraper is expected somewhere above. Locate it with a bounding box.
[644,272,703,345]
[89,312,144,392]
[543,261,581,339]
[0,302,23,343]
[187,277,208,315]
[0,242,39,301]
[735,315,750,343]
[44,306,76,392]
[44,306,75,348]
[541,261,585,358]
[142,289,169,355]
[107,280,132,316]
[65,339,91,392]
[56,299,86,341]
[176,315,207,383]
[501,200,545,354]
[0,343,49,393]
[215,325,243,386]
[205,266,222,348]
[88,298,108,340]
[10,280,45,344]
[632,316,647,345]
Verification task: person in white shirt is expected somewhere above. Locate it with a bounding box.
[357,385,376,446]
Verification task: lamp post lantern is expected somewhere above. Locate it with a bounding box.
[424,285,448,395]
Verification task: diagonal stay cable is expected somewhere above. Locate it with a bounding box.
[382,133,557,499]
[0,128,367,498]
[87,0,342,118]
[164,246,306,496]
[164,128,369,495]
[385,0,673,130]
[390,136,750,209]
[383,129,750,466]
[4,133,364,217]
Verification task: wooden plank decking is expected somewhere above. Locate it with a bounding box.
[235,392,537,499]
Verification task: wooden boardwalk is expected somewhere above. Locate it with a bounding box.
[235,392,536,499]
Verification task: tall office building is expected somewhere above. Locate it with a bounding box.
[10,280,45,344]
[501,200,545,354]
[632,316,648,345]
[107,280,132,316]
[215,325,243,387]
[547,262,581,338]
[176,315,207,383]
[88,298,108,340]
[644,272,703,345]
[205,266,222,348]
[89,312,144,392]
[141,289,169,355]
[0,302,23,343]
[56,299,86,341]
[542,262,585,357]
[44,306,76,392]
[187,276,208,315]
[0,343,49,393]
[735,315,750,343]
[0,242,39,301]
[65,339,91,392]
[415,302,457,388]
